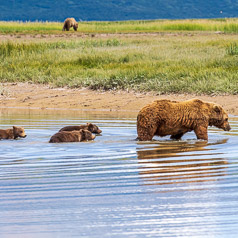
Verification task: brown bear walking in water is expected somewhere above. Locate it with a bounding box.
[59,123,102,134]
[62,18,78,31]
[137,98,231,141]
[0,126,27,139]
[49,129,96,143]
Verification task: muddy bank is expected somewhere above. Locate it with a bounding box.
[0,83,238,115]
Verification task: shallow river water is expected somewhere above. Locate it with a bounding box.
[0,109,238,238]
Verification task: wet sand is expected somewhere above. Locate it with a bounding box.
[1,83,237,115]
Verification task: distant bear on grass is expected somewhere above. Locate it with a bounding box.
[49,129,96,143]
[137,98,231,141]
[62,18,78,31]
[0,126,27,140]
[59,123,102,134]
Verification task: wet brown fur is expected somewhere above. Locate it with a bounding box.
[59,123,102,134]
[62,18,78,31]
[49,129,96,143]
[137,99,231,141]
[0,126,27,140]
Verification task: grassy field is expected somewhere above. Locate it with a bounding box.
[0,18,238,34]
[0,19,238,95]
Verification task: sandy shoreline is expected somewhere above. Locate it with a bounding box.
[0,83,238,115]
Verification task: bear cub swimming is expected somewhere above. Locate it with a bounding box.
[49,129,96,143]
[59,123,102,134]
[0,126,27,140]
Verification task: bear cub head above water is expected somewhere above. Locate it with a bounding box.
[0,126,27,140]
[49,129,96,143]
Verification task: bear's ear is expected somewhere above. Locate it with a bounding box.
[88,123,93,129]
[81,129,86,135]
[213,105,221,113]
[13,126,17,130]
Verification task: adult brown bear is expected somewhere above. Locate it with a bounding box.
[62,18,78,31]
[137,99,231,141]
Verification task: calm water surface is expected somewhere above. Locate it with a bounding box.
[0,109,238,238]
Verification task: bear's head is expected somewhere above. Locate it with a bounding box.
[73,22,78,31]
[87,123,102,134]
[80,129,96,141]
[209,104,231,131]
[13,126,27,139]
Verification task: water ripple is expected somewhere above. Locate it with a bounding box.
[0,111,237,237]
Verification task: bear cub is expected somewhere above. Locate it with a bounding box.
[0,126,27,140]
[59,123,102,134]
[49,129,96,143]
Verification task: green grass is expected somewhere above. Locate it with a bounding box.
[0,33,238,95]
[0,21,60,34]
[0,39,122,57]
[226,43,238,55]
[1,18,238,34]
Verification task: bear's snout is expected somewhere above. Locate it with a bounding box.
[224,124,231,131]
[96,129,102,134]
[19,133,27,138]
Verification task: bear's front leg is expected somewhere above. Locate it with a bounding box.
[137,124,157,141]
[194,126,208,140]
[137,129,154,141]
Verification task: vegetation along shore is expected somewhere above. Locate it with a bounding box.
[0,19,237,113]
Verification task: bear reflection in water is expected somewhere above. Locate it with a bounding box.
[137,139,228,186]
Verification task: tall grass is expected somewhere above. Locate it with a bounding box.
[0,39,122,57]
[0,33,237,94]
[226,43,238,55]
[1,18,238,34]
[0,21,60,33]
